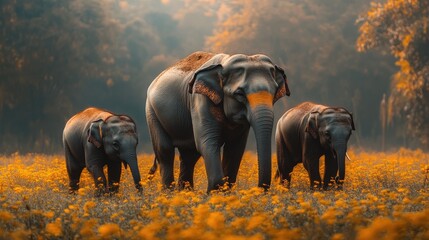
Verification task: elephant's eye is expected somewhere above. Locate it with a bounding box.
[234,88,245,96]
[113,141,120,151]
[233,88,246,102]
[234,88,246,97]
[324,131,331,139]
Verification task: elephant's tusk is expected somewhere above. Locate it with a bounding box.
[346,152,352,161]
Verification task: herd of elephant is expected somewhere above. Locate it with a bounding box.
[62,51,355,196]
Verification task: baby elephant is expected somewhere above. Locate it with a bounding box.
[63,107,142,196]
[275,102,355,190]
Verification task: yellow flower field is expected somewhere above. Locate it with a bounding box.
[0,149,428,239]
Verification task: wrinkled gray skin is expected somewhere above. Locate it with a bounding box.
[146,51,290,192]
[63,108,142,196]
[275,102,355,190]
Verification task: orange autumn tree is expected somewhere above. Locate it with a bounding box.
[357,0,429,148]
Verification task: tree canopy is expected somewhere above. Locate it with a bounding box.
[2,0,423,153]
[206,0,395,147]
[357,0,429,147]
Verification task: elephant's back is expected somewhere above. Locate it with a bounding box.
[146,53,213,116]
[294,101,329,114]
[283,102,329,120]
[172,51,215,72]
[63,108,113,141]
[277,102,325,140]
[65,108,111,126]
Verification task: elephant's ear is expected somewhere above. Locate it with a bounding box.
[87,120,103,148]
[273,65,291,103]
[189,64,224,104]
[305,112,319,139]
[338,108,356,131]
[349,112,356,131]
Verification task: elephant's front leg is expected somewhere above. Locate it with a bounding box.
[198,138,224,192]
[222,126,249,188]
[87,163,108,196]
[85,147,108,196]
[192,100,225,192]
[323,153,338,190]
[303,154,322,190]
[107,161,122,193]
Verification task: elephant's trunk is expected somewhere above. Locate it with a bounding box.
[333,142,347,186]
[122,152,142,191]
[250,106,274,190]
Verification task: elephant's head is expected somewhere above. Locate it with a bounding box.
[189,54,291,189]
[305,108,355,187]
[87,115,142,190]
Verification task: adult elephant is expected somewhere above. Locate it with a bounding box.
[275,102,355,190]
[146,51,290,192]
[63,108,142,196]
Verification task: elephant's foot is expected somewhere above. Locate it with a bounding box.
[68,188,78,195]
[207,179,230,194]
[68,181,79,194]
[178,180,194,191]
[309,180,323,191]
[278,176,291,189]
[226,181,238,190]
[323,178,336,190]
[94,186,109,197]
[161,181,176,191]
[334,176,344,190]
[108,184,120,194]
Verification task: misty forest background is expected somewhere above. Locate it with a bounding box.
[1,0,428,153]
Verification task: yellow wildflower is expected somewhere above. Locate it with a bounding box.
[331,233,344,240]
[321,207,338,225]
[83,201,96,216]
[79,219,97,238]
[206,212,225,230]
[230,217,247,229]
[246,214,266,231]
[43,211,55,218]
[0,211,14,221]
[335,199,348,209]
[98,223,121,238]
[356,217,395,240]
[193,204,210,226]
[138,222,163,239]
[45,219,62,237]
[271,195,280,205]
[171,195,188,206]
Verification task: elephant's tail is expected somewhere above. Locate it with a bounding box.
[147,157,158,180]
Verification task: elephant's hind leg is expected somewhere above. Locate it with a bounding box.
[276,136,295,188]
[147,107,175,189]
[64,143,84,194]
[178,148,201,190]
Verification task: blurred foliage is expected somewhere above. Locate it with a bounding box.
[356,0,429,148]
[0,0,198,152]
[0,0,424,153]
[206,0,397,148]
